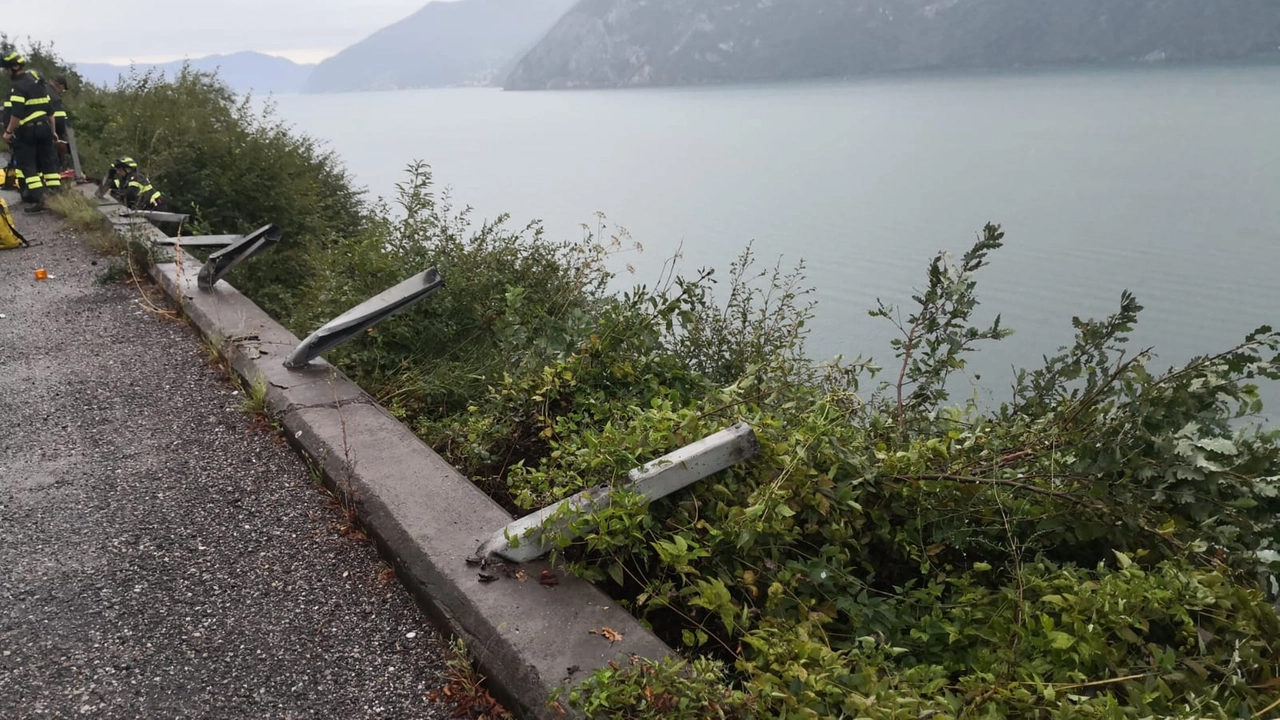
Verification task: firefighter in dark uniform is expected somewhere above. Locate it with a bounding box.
[1,97,17,190]
[48,74,71,170]
[108,157,167,211]
[2,53,60,210]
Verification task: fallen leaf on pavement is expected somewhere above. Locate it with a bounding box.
[590,627,624,644]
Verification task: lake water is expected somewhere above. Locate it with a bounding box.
[271,62,1280,411]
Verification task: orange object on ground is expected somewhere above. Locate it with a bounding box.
[34,268,48,280]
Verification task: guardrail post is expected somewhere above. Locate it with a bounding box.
[473,423,759,564]
[284,267,445,369]
[196,224,282,290]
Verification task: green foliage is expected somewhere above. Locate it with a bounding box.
[70,67,362,318]
[94,262,129,287]
[239,374,269,418]
[288,197,1280,715]
[290,162,618,426]
[871,223,1011,434]
[567,656,762,719]
[672,243,818,387]
[0,36,84,103]
[1,39,365,321]
[416,223,1280,718]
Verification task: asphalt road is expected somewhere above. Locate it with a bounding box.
[0,193,452,719]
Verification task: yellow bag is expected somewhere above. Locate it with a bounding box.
[0,197,29,250]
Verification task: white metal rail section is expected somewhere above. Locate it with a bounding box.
[473,422,760,564]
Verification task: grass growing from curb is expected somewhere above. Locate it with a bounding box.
[428,639,515,720]
[239,373,269,418]
[45,188,106,230]
[45,189,120,253]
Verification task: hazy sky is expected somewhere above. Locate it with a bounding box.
[6,0,436,65]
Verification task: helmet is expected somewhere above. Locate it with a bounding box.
[1,52,25,70]
[114,156,138,171]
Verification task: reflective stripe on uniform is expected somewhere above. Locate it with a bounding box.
[19,111,48,125]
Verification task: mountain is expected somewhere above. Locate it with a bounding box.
[75,52,314,94]
[505,0,1280,90]
[301,0,579,93]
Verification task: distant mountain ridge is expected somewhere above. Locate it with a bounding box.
[75,52,314,94]
[505,0,1280,90]
[302,0,578,93]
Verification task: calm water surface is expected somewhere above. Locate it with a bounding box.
[272,63,1280,410]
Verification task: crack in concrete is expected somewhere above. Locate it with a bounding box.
[281,397,376,414]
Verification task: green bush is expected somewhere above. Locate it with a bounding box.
[0,37,85,107]
[70,67,364,318]
[277,195,1280,715]
[423,226,1280,718]
[289,162,619,423]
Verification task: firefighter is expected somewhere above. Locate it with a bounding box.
[48,73,71,170]
[1,97,17,190]
[1,53,60,210]
[108,157,167,211]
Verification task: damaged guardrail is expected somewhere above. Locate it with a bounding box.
[197,224,282,290]
[472,423,759,564]
[285,267,445,369]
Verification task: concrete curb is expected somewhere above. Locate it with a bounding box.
[79,187,673,719]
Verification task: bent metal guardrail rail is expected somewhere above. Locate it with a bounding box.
[472,423,760,564]
[153,234,242,249]
[197,224,282,290]
[284,267,445,369]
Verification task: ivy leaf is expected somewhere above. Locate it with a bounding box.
[1047,631,1076,650]
[607,563,625,587]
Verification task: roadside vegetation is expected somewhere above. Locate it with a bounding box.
[15,38,1280,719]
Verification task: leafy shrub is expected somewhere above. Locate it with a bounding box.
[289,162,620,424]
[70,67,363,318]
[567,656,762,719]
[292,200,1280,715]
[425,225,1280,718]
